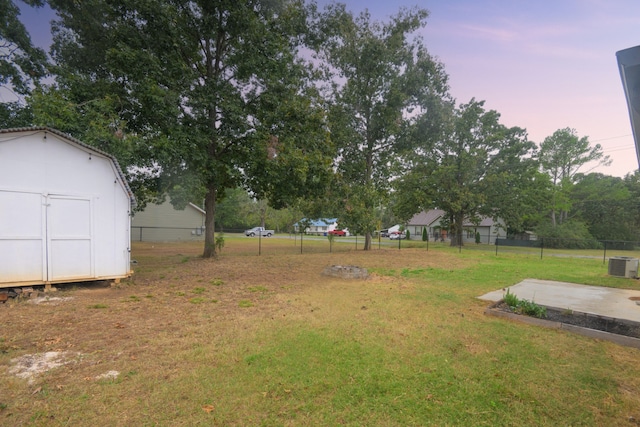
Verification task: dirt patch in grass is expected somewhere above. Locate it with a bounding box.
[8,352,80,385]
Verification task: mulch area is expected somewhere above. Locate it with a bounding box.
[493,301,640,339]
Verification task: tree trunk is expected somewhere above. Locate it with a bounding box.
[364,232,372,250]
[259,202,266,228]
[203,185,218,258]
[450,213,464,247]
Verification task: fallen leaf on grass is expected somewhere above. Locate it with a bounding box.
[202,405,215,413]
[31,387,42,395]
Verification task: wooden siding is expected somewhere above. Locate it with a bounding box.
[132,199,205,242]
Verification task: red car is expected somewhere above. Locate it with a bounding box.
[328,229,348,236]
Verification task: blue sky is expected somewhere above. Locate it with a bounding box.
[15,0,640,177]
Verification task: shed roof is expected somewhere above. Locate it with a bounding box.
[0,127,136,208]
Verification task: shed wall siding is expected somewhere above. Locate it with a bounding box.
[0,130,131,286]
[132,199,205,241]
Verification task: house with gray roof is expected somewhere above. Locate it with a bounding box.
[406,209,504,244]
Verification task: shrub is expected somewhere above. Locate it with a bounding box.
[422,227,427,242]
[503,289,519,309]
[519,299,547,318]
[503,289,547,318]
[215,233,225,252]
[535,220,601,249]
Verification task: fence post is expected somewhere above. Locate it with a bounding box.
[300,232,303,254]
[495,238,498,256]
[603,241,607,264]
[540,238,544,259]
[259,231,262,256]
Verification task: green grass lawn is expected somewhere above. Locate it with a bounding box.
[2,240,640,426]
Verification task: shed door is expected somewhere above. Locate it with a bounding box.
[47,195,94,281]
[0,190,46,283]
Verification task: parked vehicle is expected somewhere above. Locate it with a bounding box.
[244,226,274,237]
[328,229,349,237]
[389,231,406,240]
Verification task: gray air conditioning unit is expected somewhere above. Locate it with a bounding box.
[608,256,639,278]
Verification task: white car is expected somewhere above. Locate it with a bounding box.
[389,231,406,240]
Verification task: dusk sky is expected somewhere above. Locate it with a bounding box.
[15,0,640,177]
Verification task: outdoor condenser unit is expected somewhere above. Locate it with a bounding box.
[608,256,639,278]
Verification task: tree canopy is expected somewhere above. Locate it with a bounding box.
[0,0,47,96]
[395,99,540,245]
[539,127,611,227]
[45,0,334,257]
[312,4,448,249]
[0,0,48,127]
[5,1,640,250]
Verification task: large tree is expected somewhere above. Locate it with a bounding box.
[0,0,48,126]
[27,85,163,211]
[46,0,333,258]
[395,99,539,246]
[570,173,634,241]
[539,127,611,227]
[311,4,448,250]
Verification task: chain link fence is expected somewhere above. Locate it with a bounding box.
[131,226,640,261]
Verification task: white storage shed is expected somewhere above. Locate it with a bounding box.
[0,127,135,289]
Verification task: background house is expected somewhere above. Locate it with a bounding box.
[0,127,134,288]
[131,199,206,242]
[294,218,338,235]
[406,210,447,240]
[406,209,504,244]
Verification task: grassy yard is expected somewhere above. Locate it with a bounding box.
[2,237,640,426]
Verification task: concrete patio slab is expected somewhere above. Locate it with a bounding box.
[478,278,640,323]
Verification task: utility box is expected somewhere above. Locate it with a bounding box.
[608,256,639,278]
